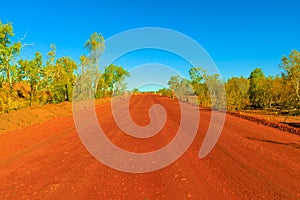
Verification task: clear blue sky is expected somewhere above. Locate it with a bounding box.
[1,0,300,90]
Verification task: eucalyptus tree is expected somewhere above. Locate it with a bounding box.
[0,21,21,112]
[280,50,300,112]
[42,45,77,103]
[55,57,77,101]
[225,76,249,110]
[77,33,105,99]
[167,75,181,99]
[249,68,267,109]
[18,52,43,106]
[167,76,193,102]
[98,64,130,97]
[188,67,209,106]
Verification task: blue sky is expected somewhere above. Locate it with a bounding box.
[1,0,300,90]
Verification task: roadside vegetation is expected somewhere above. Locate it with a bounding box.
[159,51,300,117]
[0,22,129,113]
[1,21,299,118]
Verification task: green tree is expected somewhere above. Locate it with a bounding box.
[177,78,193,102]
[99,64,129,97]
[188,67,210,106]
[132,88,139,94]
[205,74,226,110]
[249,68,267,108]
[157,88,173,97]
[189,67,206,96]
[270,76,286,108]
[280,50,300,112]
[18,52,43,106]
[53,57,77,101]
[167,76,193,102]
[84,32,105,65]
[225,76,249,110]
[167,75,181,99]
[40,44,56,103]
[0,21,21,112]
[76,33,105,100]
[41,45,77,103]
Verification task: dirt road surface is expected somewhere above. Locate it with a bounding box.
[0,94,299,199]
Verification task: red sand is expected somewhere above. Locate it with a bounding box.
[0,94,299,199]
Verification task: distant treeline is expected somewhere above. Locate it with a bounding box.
[0,22,129,113]
[158,50,300,114]
[1,21,299,115]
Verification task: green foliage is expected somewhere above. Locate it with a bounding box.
[84,32,105,55]
[188,67,209,106]
[132,88,140,94]
[189,67,206,95]
[75,32,105,101]
[167,75,193,102]
[188,67,226,109]
[1,21,299,116]
[0,23,130,112]
[249,68,267,109]
[280,50,300,112]
[96,64,130,98]
[46,44,56,66]
[247,70,287,110]
[41,45,78,104]
[157,88,172,97]
[18,52,43,106]
[226,76,249,110]
[205,74,226,110]
[53,57,77,102]
[0,21,22,112]
[167,75,180,98]
[83,32,105,76]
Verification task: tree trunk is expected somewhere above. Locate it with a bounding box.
[5,62,12,113]
[29,84,33,107]
[29,91,33,106]
[65,84,69,101]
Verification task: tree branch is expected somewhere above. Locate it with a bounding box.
[18,31,35,48]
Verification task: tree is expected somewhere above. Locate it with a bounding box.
[84,32,105,65]
[54,57,77,101]
[132,88,139,94]
[39,44,57,103]
[205,74,226,110]
[189,67,206,96]
[167,75,181,99]
[157,88,173,97]
[177,78,193,102]
[269,76,286,108]
[40,45,78,103]
[98,64,130,97]
[76,33,105,100]
[225,76,249,110]
[188,67,210,106]
[82,32,104,82]
[18,52,43,106]
[280,50,300,112]
[167,76,193,102]
[0,21,21,112]
[249,68,267,108]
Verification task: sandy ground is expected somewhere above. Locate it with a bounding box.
[0,98,110,134]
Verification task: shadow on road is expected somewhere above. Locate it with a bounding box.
[245,136,300,149]
[280,122,300,128]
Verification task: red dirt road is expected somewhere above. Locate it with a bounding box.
[0,94,299,199]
